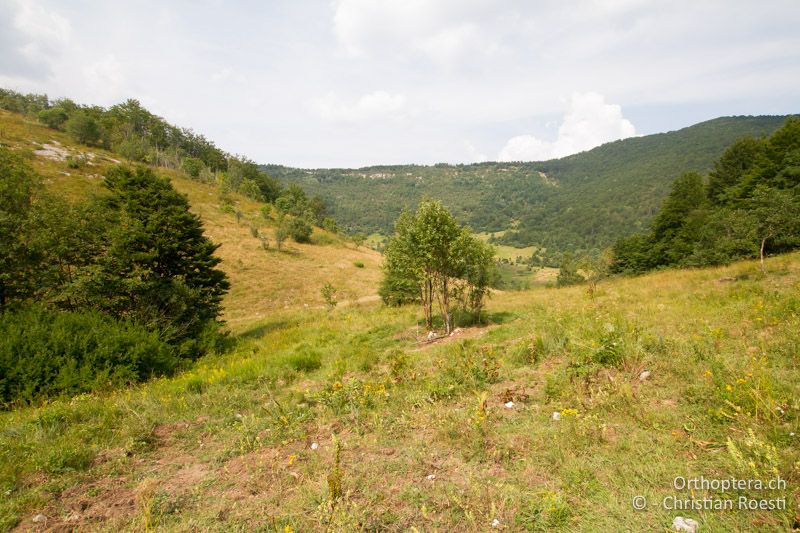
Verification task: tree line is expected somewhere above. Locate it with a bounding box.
[380,200,497,334]
[0,88,336,233]
[0,148,230,406]
[611,117,800,274]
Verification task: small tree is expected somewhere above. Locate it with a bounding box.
[557,254,585,287]
[414,200,462,333]
[65,110,102,145]
[275,222,289,251]
[181,157,203,178]
[89,165,229,347]
[322,217,338,233]
[287,216,312,243]
[579,249,613,299]
[321,283,338,310]
[275,196,292,215]
[239,178,263,201]
[352,233,367,248]
[380,212,422,307]
[38,106,69,130]
[451,232,497,323]
[382,200,495,334]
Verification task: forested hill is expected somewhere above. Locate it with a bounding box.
[265,115,790,259]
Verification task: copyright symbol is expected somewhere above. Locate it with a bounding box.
[632,495,647,510]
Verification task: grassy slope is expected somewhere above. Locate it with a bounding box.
[1,248,798,531]
[0,110,383,327]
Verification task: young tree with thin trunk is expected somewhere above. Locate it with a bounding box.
[381,200,496,334]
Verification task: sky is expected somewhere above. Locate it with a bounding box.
[1,0,799,168]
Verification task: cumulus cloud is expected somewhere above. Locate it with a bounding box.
[0,0,71,79]
[498,92,637,161]
[464,140,487,163]
[332,0,500,68]
[81,54,127,102]
[13,0,71,48]
[310,91,408,122]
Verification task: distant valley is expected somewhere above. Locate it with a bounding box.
[266,115,788,261]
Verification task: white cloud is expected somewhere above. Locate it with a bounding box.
[498,92,637,161]
[81,54,126,102]
[332,0,500,68]
[0,0,71,78]
[310,90,408,122]
[13,0,71,49]
[464,141,487,163]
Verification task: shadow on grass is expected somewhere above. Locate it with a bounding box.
[275,248,303,257]
[486,311,516,324]
[238,319,294,340]
[448,310,517,329]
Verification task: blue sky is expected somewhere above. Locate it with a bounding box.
[1,0,798,167]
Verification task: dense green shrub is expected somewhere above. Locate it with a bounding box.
[0,306,181,407]
[181,156,204,178]
[88,165,230,347]
[37,107,68,129]
[323,217,338,233]
[65,110,102,145]
[115,137,151,162]
[287,216,313,243]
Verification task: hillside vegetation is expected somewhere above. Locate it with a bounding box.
[1,251,798,531]
[267,116,788,261]
[0,109,383,327]
[612,118,800,273]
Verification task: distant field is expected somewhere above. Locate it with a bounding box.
[365,232,388,250]
[476,231,538,262]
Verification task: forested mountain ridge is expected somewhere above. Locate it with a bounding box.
[266,115,790,261]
